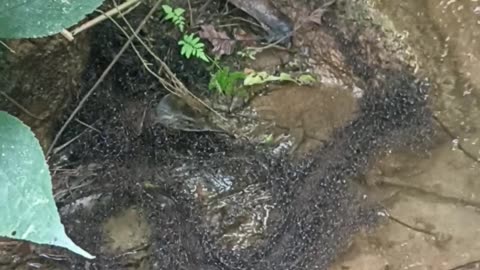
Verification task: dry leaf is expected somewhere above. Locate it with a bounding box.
[304,0,337,25]
[198,24,235,57]
[305,8,326,25]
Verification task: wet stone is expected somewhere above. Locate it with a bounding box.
[101,207,150,255]
[250,85,360,154]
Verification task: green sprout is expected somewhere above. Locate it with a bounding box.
[208,67,246,96]
[178,33,209,62]
[162,5,186,32]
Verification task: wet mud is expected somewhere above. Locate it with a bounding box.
[61,6,430,270]
[0,0,436,269]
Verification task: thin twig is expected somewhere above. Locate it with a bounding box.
[98,6,180,96]
[71,0,141,36]
[106,9,178,94]
[112,243,150,259]
[433,115,480,163]
[60,29,74,41]
[51,119,100,155]
[196,0,213,24]
[46,0,164,158]
[54,179,95,199]
[447,260,480,270]
[0,40,16,54]
[379,210,436,237]
[0,90,44,120]
[377,180,480,210]
[110,8,183,91]
[229,16,262,28]
[111,0,227,121]
[187,0,194,27]
[119,0,142,16]
[51,129,88,155]
[74,118,102,134]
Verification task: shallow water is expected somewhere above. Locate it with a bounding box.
[330,0,480,269]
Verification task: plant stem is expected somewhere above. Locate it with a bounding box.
[71,0,141,36]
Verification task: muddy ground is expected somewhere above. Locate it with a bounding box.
[1,0,479,269]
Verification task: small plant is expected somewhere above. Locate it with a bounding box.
[178,33,209,62]
[162,5,209,62]
[208,67,246,96]
[162,5,186,32]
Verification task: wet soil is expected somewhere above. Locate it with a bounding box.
[328,0,480,269]
[0,35,91,151]
[0,0,450,269]
[250,85,360,154]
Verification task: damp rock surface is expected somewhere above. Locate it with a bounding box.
[251,85,360,153]
[0,0,453,269]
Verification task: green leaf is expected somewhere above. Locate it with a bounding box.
[209,67,245,95]
[230,71,247,81]
[215,81,224,94]
[162,5,173,14]
[162,5,173,13]
[174,8,185,16]
[297,74,317,85]
[243,71,308,86]
[192,36,200,44]
[185,46,193,58]
[278,72,295,82]
[173,17,185,32]
[0,0,104,39]
[0,111,94,259]
[180,43,187,56]
[243,71,271,86]
[196,50,209,62]
[185,33,194,42]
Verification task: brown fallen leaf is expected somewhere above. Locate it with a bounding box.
[198,24,235,57]
[304,0,337,25]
